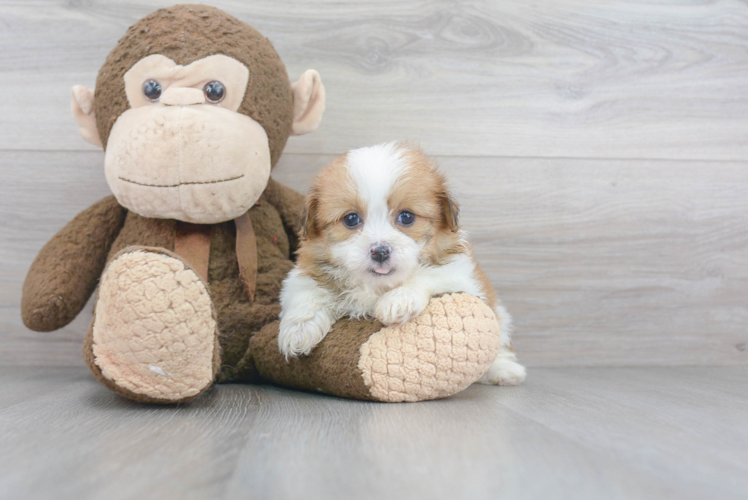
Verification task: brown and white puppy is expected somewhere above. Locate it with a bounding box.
[278,142,525,385]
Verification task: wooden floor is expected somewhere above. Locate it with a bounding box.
[1,366,746,500]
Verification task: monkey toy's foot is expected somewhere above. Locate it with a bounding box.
[84,247,220,403]
[250,293,502,403]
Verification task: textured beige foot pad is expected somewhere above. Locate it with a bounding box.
[249,293,501,403]
[359,293,501,402]
[92,249,218,402]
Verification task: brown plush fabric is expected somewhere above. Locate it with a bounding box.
[209,196,294,379]
[21,196,126,332]
[24,179,301,398]
[94,4,293,167]
[93,188,296,384]
[249,318,382,400]
[263,177,305,252]
[107,212,175,256]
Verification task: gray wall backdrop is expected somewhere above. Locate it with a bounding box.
[1,0,746,368]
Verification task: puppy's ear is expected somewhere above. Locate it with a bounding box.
[439,190,460,232]
[299,194,320,239]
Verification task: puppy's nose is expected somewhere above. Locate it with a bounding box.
[370,245,391,264]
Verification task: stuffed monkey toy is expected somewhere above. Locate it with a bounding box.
[21,5,501,403]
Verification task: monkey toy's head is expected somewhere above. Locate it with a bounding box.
[72,5,325,224]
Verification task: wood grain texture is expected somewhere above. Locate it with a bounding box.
[1,0,747,159]
[2,151,746,367]
[1,1,747,367]
[1,366,747,500]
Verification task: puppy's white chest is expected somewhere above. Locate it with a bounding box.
[335,286,387,318]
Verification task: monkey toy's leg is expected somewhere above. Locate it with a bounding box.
[248,293,502,402]
[83,247,221,403]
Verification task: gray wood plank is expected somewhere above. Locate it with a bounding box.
[491,367,748,497]
[1,150,747,368]
[1,0,747,159]
[0,366,746,500]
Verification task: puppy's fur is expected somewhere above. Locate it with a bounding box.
[278,142,525,386]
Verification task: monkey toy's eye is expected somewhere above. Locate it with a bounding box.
[343,213,362,228]
[204,81,226,103]
[142,79,162,102]
[397,211,415,226]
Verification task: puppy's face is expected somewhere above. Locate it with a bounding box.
[299,142,462,289]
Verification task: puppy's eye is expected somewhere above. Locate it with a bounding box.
[204,81,226,103]
[143,79,162,102]
[397,211,415,226]
[343,213,362,228]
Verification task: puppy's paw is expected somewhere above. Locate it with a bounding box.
[375,287,429,325]
[477,353,527,386]
[278,310,334,359]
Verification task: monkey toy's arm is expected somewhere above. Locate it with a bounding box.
[264,177,306,256]
[21,196,127,332]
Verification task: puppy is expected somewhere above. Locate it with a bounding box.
[278,142,525,386]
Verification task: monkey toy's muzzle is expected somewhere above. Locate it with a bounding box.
[104,103,271,224]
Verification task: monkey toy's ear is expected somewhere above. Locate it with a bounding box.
[71,85,103,147]
[290,70,326,136]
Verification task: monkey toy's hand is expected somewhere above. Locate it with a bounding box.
[21,196,125,332]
